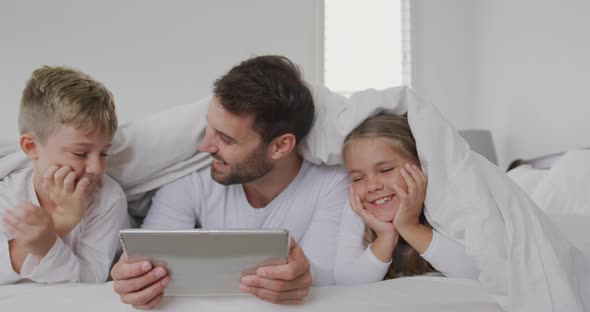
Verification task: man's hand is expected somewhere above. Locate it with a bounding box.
[43,165,93,236]
[2,201,57,259]
[111,253,171,310]
[239,238,312,304]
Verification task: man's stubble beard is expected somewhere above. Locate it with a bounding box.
[211,144,273,185]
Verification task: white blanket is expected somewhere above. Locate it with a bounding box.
[1,86,588,311]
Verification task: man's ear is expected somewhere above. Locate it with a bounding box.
[268,133,297,160]
[20,133,40,160]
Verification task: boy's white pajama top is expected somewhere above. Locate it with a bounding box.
[0,166,128,284]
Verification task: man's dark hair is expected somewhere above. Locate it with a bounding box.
[213,55,315,145]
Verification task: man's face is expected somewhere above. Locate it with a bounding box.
[199,97,273,185]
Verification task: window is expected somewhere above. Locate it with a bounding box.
[324,0,410,96]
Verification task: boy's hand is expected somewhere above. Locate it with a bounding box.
[392,163,427,233]
[43,165,93,236]
[1,201,57,258]
[239,238,312,304]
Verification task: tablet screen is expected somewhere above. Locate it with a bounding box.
[120,229,290,296]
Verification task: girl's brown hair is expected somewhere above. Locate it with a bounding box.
[343,114,434,279]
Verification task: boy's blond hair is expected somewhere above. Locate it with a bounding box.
[19,66,118,143]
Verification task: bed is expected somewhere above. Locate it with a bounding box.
[1,276,502,312]
[506,148,590,260]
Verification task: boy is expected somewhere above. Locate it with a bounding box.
[0,66,128,284]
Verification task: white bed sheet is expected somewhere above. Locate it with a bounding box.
[0,276,502,312]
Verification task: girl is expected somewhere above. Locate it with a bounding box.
[334,114,478,285]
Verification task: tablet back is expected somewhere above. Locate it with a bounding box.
[120,229,289,296]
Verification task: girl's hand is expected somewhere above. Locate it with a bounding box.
[349,186,399,241]
[349,187,399,262]
[392,163,427,233]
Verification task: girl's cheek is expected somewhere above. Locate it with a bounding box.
[355,184,366,200]
[351,184,366,206]
[392,173,407,190]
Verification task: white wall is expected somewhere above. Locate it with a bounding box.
[412,0,590,167]
[0,0,322,139]
[473,0,590,166]
[4,1,587,168]
[410,0,478,130]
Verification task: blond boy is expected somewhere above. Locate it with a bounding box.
[0,66,128,284]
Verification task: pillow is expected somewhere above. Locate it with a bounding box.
[531,149,590,216]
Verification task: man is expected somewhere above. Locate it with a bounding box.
[110,55,348,309]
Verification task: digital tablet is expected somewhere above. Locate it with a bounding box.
[119,229,290,296]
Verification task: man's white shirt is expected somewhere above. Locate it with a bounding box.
[142,161,349,286]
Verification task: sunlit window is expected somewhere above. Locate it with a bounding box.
[324,0,410,96]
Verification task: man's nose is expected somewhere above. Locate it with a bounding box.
[199,128,219,154]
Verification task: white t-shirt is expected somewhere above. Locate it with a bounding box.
[334,201,479,285]
[0,166,128,284]
[142,161,349,286]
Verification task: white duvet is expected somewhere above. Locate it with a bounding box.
[1,86,588,311]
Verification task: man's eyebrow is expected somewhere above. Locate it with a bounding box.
[216,130,238,143]
[205,115,239,143]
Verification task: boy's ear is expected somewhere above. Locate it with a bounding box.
[268,133,297,160]
[19,133,40,160]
